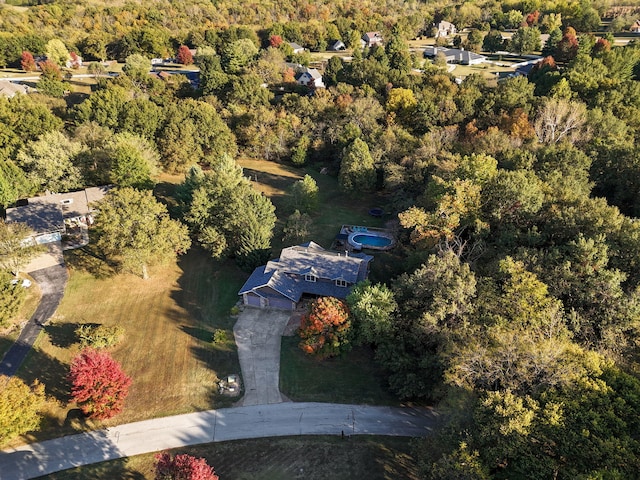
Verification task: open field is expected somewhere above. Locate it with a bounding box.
[280,337,399,405]
[40,435,421,480]
[10,246,246,446]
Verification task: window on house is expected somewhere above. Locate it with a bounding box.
[336,279,347,287]
[305,274,316,282]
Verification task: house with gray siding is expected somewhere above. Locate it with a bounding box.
[238,241,372,309]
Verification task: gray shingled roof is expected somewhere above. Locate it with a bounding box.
[238,242,373,302]
[6,203,64,235]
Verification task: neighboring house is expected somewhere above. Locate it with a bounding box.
[328,39,346,51]
[0,81,29,98]
[6,186,110,245]
[631,20,640,33]
[65,54,83,69]
[296,67,325,88]
[361,32,384,48]
[424,46,487,65]
[238,241,373,310]
[289,42,306,54]
[435,21,457,38]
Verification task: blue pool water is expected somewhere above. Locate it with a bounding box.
[352,234,392,248]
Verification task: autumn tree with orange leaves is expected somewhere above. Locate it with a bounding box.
[298,296,351,358]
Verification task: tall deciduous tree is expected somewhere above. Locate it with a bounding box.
[288,174,318,213]
[0,269,26,328]
[183,157,276,265]
[176,45,194,65]
[0,220,42,275]
[44,39,70,66]
[298,296,351,359]
[0,159,33,208]
[15,131,84,193]
[20,51,36,72]
[346,281,397,345]
[339,138,376,193]
[0,375,45,443]
[106,132,159,189]
[95,188,191,279]
[68,348,132,420]
[155,452,219,480]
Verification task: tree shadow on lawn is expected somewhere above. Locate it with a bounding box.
[64,244,117,279]
[180,325,212,343]
[44,322,81,349]
[17,347,70,405]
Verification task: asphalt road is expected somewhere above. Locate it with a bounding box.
[0,402,439,479]
[0,264,68,377]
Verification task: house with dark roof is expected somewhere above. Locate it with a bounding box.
[238,242,373,310]
[424,46,487,65]
[328,40,346,51]
[6,186,110,245]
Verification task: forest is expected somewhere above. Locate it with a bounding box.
[2,0,640,477]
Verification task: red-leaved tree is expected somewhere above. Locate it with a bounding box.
[21,51,36,72]
[298,296,351,358]
[176,45,194,65]
[155,452,219,480]
[269,35,283,48]
[68,348,132,420]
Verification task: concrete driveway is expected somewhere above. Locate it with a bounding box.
[0,264,68,377]
[0,402,439,479]
[233,307,291,406]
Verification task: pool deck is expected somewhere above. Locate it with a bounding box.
[335,225,396,252]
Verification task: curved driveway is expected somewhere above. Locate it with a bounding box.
[0,402,438,479]
[0,264,68,377]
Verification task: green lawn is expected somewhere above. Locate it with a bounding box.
[9,246,245,447]
[0,276,42,359]
[40,435,421,480]
[280,337,398,405]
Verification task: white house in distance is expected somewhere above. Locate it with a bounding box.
[424,46,487,66]
[361,32,384,48]
[0,81,29,98]
[295,67,325,88]
[435,21,457,38]
[288,42,306,54]
[631,20,640,33]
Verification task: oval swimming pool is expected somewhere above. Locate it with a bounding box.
[352,233,392,248]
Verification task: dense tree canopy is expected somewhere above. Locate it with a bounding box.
[0,376,46,443]
[95,188,191,279]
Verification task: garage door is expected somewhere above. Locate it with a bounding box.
[268,296,295,310]
[244,293,262,307]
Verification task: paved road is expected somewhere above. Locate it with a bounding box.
[233,308,291,406]
[0,402,438,479]
[0,264,68,377]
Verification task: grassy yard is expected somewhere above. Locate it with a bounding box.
[237,158,389,250]
[0,276,42,359]
[11,246,246,446]
[280,337,398,405]
[41,435,421,480]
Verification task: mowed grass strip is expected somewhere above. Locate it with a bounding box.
[279,337,399,406]
[40,435,421,480]
[15,247,245,442]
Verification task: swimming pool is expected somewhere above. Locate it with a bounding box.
[348,232,394,250]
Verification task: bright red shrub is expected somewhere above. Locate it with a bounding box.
[21,51,36,72]
[68,348,132,420]
[155,452,219,480]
